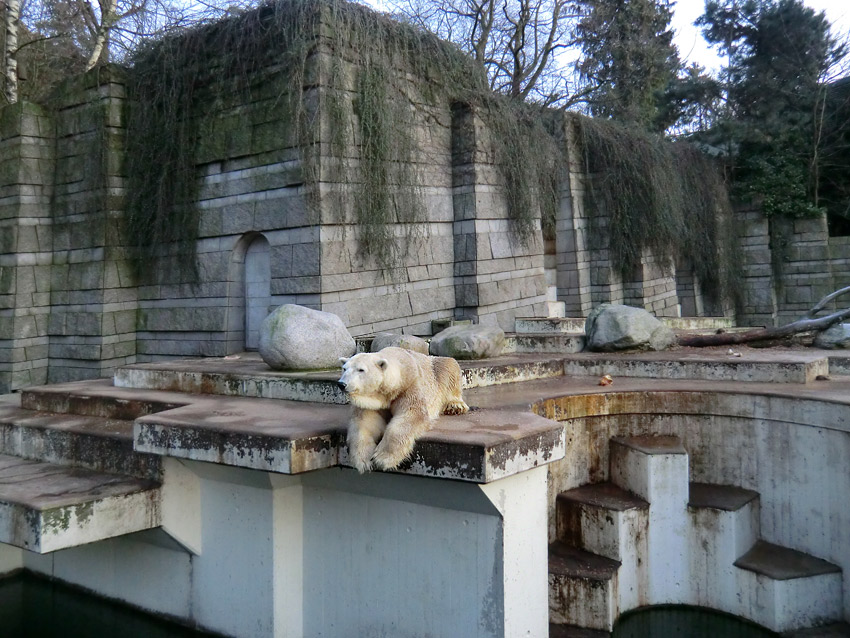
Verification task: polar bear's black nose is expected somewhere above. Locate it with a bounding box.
[337,381,347,391]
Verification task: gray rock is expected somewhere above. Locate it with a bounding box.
[813,323,850,349]
[585,304,675,352]
[370,332,429,355]
[259,304,355,370]
[429,325,505,359]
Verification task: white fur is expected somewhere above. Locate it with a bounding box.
[338,347,469,473]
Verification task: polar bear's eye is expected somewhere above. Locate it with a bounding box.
[357,367,365,372]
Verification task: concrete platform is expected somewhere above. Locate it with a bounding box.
[562,350,829,383]
[132,390,565,482]
[736,541,841,580]
[0,453,159,553]
[0,401,160,480]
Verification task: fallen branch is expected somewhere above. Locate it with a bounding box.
[677,287,850,347]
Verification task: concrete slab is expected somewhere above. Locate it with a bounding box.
[515,318,585,334]
[0,403,160,479]
[0,454,160,553]
[504,333,586,355]
[115,355,347,404]
[735,541,841,580]
[689,482,760,511]
[461,355,566,388]
[134,392,564,483]
[562,350,829,383]
[21,380,188,420]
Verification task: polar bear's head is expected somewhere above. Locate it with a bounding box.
[338,352,401,410]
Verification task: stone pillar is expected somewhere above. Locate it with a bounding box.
[772,214,833,325]
[47,66,137,383]
[736,208,778,327]
[0,101,54,393]
[556,115,593,316]
[450,103,547,330]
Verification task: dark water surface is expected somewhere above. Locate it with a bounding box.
[613,605,778,638]
[0,572,218,638]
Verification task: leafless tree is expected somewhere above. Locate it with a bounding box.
[2,0,255,103]
[389,0,586,107]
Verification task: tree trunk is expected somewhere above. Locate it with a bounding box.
[86,0,117,71]
[4,0,20,104]
[677,286,850,347]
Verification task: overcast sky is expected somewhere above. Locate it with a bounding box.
[672,0,850,72]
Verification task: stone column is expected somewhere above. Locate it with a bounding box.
[0,101,54,392]
[556,114,593,316]
[736,208,778,327]
[451,103,547,330]
[47,66,138,383]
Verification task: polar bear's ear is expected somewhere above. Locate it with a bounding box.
[339,357,349,364]
[376,358,388,370]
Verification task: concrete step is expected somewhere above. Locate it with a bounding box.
[0,453,160,553]
[515,318,585,334]
[115,357,348,404]
[460,357,566,389]
[610,435,689,605]
[556,482,648,561]
[563,352,828,384]
[662,317,736,330]
[734,540,843,633]
[548,541,620,631]
[688,482,760,613]
[516,316,736,335]
[21,379,186,420]
[503,333,585,355]
[556,481,649,612]
[0,402,160,480]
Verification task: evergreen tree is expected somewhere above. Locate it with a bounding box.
[697,0,847,216]
[574,0,681,131]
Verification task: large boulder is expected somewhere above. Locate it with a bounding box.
[585,304,675,352]
[813,323,850,349]
[429,325,505,359]
[259,304,355,370]
[370,332,429,355]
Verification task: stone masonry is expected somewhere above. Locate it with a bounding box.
[1,3,849,392]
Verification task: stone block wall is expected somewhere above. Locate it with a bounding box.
[555,115,593,316]
[47,68,138,383]
[134,54,317,360]
[450,104,547,329]
[0,102,54,392]
[772,216,833,325]
[736,209,777,326]
[315,46,458,336]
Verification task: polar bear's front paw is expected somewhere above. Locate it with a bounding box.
[352,455,373,474]
[371,437,414,471]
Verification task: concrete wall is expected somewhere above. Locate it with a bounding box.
[540,390,850,623]
[18,461,550,638]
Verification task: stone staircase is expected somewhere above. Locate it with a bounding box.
[548,434,844,635]
[0,388,163,554]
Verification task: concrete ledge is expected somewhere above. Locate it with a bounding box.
[562,352,829,384]
[503,333,585,354]
[0,402,160,480]
[115,358,348,404]
[0,454,160,553]
[736,541,841,581]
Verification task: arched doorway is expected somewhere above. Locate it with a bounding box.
[244,235,271,350]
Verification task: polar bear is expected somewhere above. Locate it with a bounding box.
[338,346,469,473]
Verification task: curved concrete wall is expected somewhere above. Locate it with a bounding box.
[537,389,850,622]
